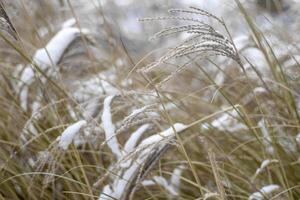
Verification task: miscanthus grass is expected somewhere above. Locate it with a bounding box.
[0,0,299,200]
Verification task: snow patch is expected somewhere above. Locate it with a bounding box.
[99,123,187,200]
[18,26,90,111]
[139,123,187,147]
[296,133,300,144]
[203,110,247,132]
[57,120,87,150]
[34,27,89,69]
[258,119,274,154]
[142,165,184,196]
[248,185,280,200]
[101,95,123,159]
[22,27,89,86]
[254,159,279,178]
[62,18,76,28]
[124,124,150,152]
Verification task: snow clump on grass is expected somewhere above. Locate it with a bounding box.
[57,120,87,150]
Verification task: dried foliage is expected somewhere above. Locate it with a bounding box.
[0,1,300,200]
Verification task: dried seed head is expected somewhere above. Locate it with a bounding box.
[140,7,242,84]
[0,2,17,39]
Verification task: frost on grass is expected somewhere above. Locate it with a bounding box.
[19,96,44,143]
[248,184,280,200]
[18,24,89,111]
[139,123,186,146]
[34,28,88,67]
[123,105,154,122]
[142,165,184,196]
[101,95,123,159]
[202,109,247,132]
[296,133,300,144]
[62,18,76,28]
[258,119,274,154]
[21,27,89,86]
[233,35,251,51]
[123,124,150,153]
[98,123,187,200]
[242,47,268,73]
[253,159,279,180]
[258,119,296,154]
[18,21,92,145]
[72,70,119,102]
[117,104,159,135]
[57,120,87,150]
[203,192,220,200]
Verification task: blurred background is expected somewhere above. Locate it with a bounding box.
[5,0,300,61]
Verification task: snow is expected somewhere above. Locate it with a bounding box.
[152,176,178,195]
[182,0,224,14]
[282,55,300,68]
[57,120,87,150]
[214,71,225,85]
[242,48,268,76]
[253,87,267,94]
[258,119,274,154]
[99,161,142,199]
[20,86,29,111]
[114,164,139,198]
[21,121,38,143]
[28,157,36,168]
[22,27,89,86]
[101,95,123,159]
[203,193,220,199]
[142,165,184,196]
[254,159,279,178]
[72,72,119,102]
[139,123,187,147]
[62,18,76,28]
[260,159,277,170]
[31,101,41,117]
[67,104,78,120]
[34,27,89,68]
[170,165,184,189]
[233,35,250,51]
[142,180,155,186]
[296,133,300,144]
[122,13,142,35]
[98,185,113,200]
[38,27,49,37]
[20,67,35,85]
[18,25,90,111]
[99,123,187,200]
[203,110,247,132]
[123,105,151,122]
[159,102,177,111]
[248,185,280,200]
[124,124,150,152]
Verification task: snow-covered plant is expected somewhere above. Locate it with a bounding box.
[97,95,187,200]
[56,120,87,150]
[248,184,280,200]
[252,159,279,181]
